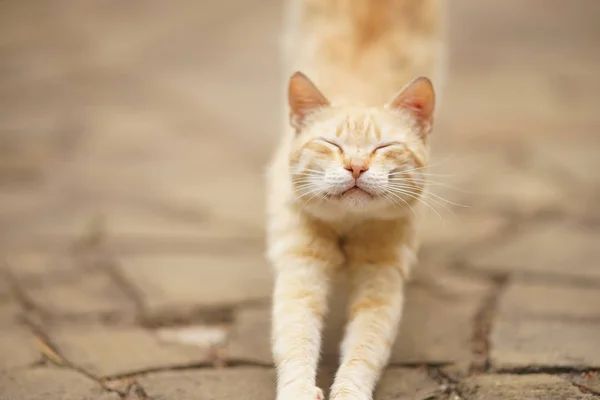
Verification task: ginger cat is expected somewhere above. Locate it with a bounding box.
[267,1,444,400]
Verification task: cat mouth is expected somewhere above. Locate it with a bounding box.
[340,186,373,197]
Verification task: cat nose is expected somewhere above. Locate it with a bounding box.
[345,160,369,179]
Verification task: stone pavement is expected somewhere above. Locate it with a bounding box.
[1,0,600,399]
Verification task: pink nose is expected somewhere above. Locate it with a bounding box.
[346,161,369,179]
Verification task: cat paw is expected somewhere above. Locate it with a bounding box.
[314,387,324,400]
[278,386,323,400]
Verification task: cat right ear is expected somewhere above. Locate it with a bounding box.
[288,71,330,131]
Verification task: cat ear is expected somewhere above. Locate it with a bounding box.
[387,77,435,136]
[288,71,330,130]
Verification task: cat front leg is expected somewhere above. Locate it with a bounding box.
[329,261,406,400]
[269,228,342,400]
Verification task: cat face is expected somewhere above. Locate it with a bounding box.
[287,72,435,218]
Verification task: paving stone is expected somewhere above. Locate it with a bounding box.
[2,251,76,283]
[226,307,272,365]
[419,210,508,256]
[571,372,600,394]
[498,282,600,320]
[25,271,135,318]
[0,299,20,326]
[139,368,275,400]
[50,325,213,377]
[492,319,600,369]
[536,138,600,191]
[468,220,600,280]
[373,368,443,400]
[491,280,600,369]
[0,367,117,400]
[5,199,253,249]
[491,295,600,371]
[0,274,10,301]
[458,374,596,400]
[0,326,42,371]
[139,367,441,400]
[118,253,272,313]
[429,148,566,215]
[314,366,442,399]
[390,285,482,369]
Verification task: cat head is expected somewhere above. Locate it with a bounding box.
[287,71,435,219]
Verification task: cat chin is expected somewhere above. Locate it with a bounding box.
[302,194,404,222]
[336,188,374,208]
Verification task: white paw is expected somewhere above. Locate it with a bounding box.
[278,386,324,400]
[314,387,324,400]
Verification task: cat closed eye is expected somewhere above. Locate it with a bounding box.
[318,139,343,151]
[373,143,402,152]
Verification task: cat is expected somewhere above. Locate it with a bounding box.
[267,1,444,400]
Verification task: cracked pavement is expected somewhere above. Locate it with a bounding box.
[1,0,600,399]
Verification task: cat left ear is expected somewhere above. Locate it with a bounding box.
[288,71,330,131]
[387,77,435,137]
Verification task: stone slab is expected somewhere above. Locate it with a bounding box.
[4,199,255,248]
[498,282,600,320]
[0,273,9,300]
[536,138,600,191]
[571,372,600,394]
[0,367,117,400]
[419,210,508,256]
[491,319,600,369]
[2,251,78,284]
[429,148,566,215]
[468,221,600,280]
[139,368,275,400]
[315,366,443,399]
[374,368,442,400]
[0,300,20,326]
[491,281,600,369]
[390,285,481,369]
[225,307,272,365]
[458,374,596,400]
[118,253,272,313]
[51,325,213,377]
[0,326,41,371]
[139,367,441,400]
[25,271,135,318]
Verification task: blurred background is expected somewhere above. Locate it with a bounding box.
[1,0,600,398]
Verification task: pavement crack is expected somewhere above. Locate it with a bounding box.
[469,273,509,374]
[424,366,461,400]
[0,262,52,322]
[71,221,148,319]
[495,368,600,396]
[101,253,148,317]
[102,359,273,381]
[496,366,599,375]
[571,380,600,397]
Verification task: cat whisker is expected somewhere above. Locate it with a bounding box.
[379,188,416,217]
[385,186,449,222]
[388,182,470,208]
[388,185,453,211]
[389,171,456,178]
[395,179,472,194]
